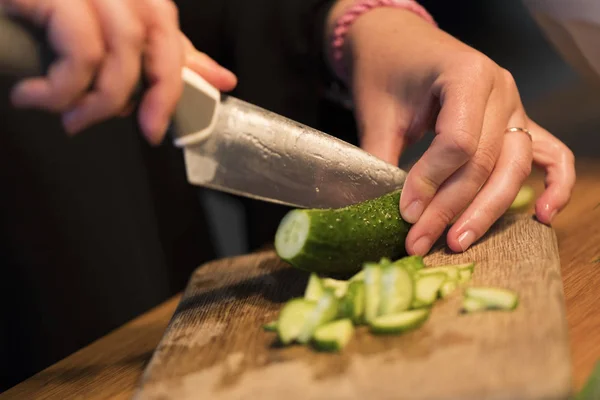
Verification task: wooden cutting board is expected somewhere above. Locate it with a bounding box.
[132,214,572,400]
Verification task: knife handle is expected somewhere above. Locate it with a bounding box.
[0,10,221,147]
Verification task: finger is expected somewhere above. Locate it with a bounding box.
[399,65,494,224]
[351,77,414,165]
[181,34,237,92]
[528,120,576,224]
[5,0,104,112]
[132,0,186,145]
[447,127,533,252]
[404,94,508,256]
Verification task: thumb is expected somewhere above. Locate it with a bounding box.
[353,86,412,166]
[180,34,238,92]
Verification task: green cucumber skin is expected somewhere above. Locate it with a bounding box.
[275,190,411,275]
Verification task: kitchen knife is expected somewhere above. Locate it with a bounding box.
[0,11,407,209]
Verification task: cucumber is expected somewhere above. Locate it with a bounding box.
[297,290,340,344]
[459,269,473,284]
[419,266,459,281]
[465,287,519,310]
[263,320,278,332]
[370,309,430,334]
[277,299,317,345]
[304,273,324,301]
[338,280,365,324]
[378,257,392,267]
[457,262,475,273]
[363,262,382,323]
[576,360,600,400]
[274,190,411,274]
[322,278,349,298]
[379,264,414,315]
[312,319,355,352]
[509,185,535,212]
[440,281,457,298]
[349,270,365,283]
[461,297,487,313]
[393,255,426,272]
[412,273,447,307]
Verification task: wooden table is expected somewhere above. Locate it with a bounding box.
[3,158,600,400]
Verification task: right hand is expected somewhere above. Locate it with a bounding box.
[0,0,237,145]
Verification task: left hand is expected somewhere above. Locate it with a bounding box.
[326,5,575,255]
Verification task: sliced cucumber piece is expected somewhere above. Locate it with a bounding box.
[457,262,475,272]
[465,287,519,310]
[322,278,349,298]
[339,280,365,324]
[459,269,473,284]
[576,360,600,400]
[277,299,317,345]
[312,319,355,352]
[440,281,457,298]
[304,273,324,301]
[370,309,430,334]
[274,190,411,275]
[419,266,459,281]
[393,255,426,273]
[263,320,278,332]
[379,264,414,315]
[297,290,339,344]
[364,262,382,323]
[509,185,535,212]
[349,270,365,283]
[461,297,487,313]
[378,257,392,267]
[412,272,446,308]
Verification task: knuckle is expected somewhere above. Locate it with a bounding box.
[513,157,532,181]
[445,131,478,160]
[499,68,517,90]
[430,206,457,227]
[471,148,497,179]
[162,0,179,21]
[123,22,145,47]
[459,52,496,81]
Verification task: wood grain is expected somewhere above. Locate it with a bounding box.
[3,160,600,400]
[132,214,572,400]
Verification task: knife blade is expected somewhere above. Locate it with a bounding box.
[0,12,408,209]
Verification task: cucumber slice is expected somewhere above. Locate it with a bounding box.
[274,190,411,275]
[465,287,519,310]
[370,309,430,334]
[440,281,457,298]
[339,280,365,324]
[312,319,355,352]
[364,262,382,323]
[419,266,459,281]
[459,269,473,284]
[393,255,426,274]
[379,264,414,315]
[263,320,278,332]
[322,278,349,298]
[277,299,317,345]
[576,360,600,400]
[297,290,340,344]
[349,270,365,283]
[379,257,392,267]
[509,185,535,212]
[412,273,446,308]
[457,262,475,272]
[461,297,487,313]
[304,273,324,301]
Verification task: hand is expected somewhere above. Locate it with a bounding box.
[1,0,237,145]
[328,7,575,255]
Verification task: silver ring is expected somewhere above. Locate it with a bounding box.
[505,127,533,140]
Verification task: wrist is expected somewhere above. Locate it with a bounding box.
[325,0,436,83]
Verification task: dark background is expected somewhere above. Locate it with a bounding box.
[1,0,599,392]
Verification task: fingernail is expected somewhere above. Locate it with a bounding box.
[412,236,432,256]
[62,110,81,136]
[457,230,476,252]
[403,200,424,223]
[549,209,557,223]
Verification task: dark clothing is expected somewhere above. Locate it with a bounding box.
[0,0,341,391]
